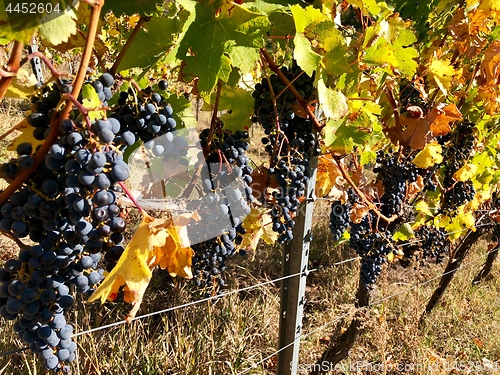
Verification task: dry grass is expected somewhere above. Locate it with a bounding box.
[1,101,500,374]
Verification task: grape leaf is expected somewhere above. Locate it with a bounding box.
[89,213,197,320]
[5,66,38,99]
[429,57,462,96]
[293,33,322,77]
[453,164,478,182]
[0,3,36,44]
[240,207,278,251]
[393,223,415,241]
[38,7,77,46]
[347,0,381,15]
[412,142,443,168]
[290,4,327,33]
[81,84,105,121]
[7,119,44,152]
[362,18,418,77]
[204,85,253,132]
[45,4,106,55]
[117,16,185,71]
[177,1,269,92]
[103,0,163,16]
[163,93,197,129]
[427,103,462,136]
[315,154,345,198]
[317,78,348,120]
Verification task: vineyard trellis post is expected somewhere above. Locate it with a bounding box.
[277,162,317,375]
[27,41,44,85]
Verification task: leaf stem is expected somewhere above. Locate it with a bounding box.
[118,181,145,215]
[260,48,323,131]
[0,41,24,102]
[110,16,150,76]
[0,230,29,250]
[332,155,397,223]
[0,119,25,142]
[27,51,61,79]
[0,1,104,206]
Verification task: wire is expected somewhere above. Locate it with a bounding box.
[0,219,495,358]
[234,246,500,374]
[72,257,361,338]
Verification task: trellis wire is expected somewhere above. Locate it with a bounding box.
[0,223,495,360]
[235,246,500,374]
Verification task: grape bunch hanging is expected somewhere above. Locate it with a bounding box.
[0,74,187,372]
[252,64,319,244]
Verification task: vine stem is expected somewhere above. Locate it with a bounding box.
[0,1,104,206]
[332,155,397,223]
[260,56,286,171]
[62,93,93,131]
[118,182,145,215]
[384,88,403,146]
[260,48,323,131]
[0,120,25,142]
[110,16,150,76]
[0,230,29,250]
[0,41,24,102]
[27,51,61,79]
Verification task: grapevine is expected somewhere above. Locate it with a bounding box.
[0,0,499,372]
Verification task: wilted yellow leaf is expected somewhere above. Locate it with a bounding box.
[240,207,278,255]
[412,142,443,168]
[89,212,197,320]
[89,215,155,305]
[315,155,345,198]
[453,164,478,181]
[7,119,44,152]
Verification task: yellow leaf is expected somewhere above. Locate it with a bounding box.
[89,215,154,305]
[6,67,38,99]
[415,200,432,215]
[89,212,197,320]
[7,119,44,152]
[412,142,443,168]
[453,164,478,181]
[240,207,278,255]
[315,155,345,198]
[429,57,462,96]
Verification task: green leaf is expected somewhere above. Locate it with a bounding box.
[290,4,327,33]
[205,86,253,132]
[118,16,185,71]
[393,223,415,241]
[163,93,197,129]
[362,18,418,77]
[38,7,77,46]
[293,33,321,76]
[325,115,372,153]
[81,84,105,121]
[104,0,162,16]
[317,78,348,120]
[177,2,269,92]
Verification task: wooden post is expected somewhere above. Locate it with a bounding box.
[277,166,316,375]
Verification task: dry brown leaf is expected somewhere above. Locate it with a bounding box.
[315,154,346,198]
[400,115,431,150]
[407,175,425,200]
[350,203,370,224]
[427,103,462,137]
